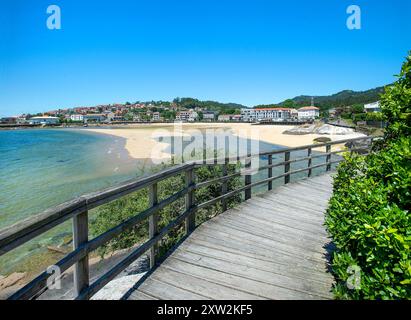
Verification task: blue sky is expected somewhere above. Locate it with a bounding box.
[0,0,410,116]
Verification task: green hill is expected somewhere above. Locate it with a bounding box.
[276,85,388,110]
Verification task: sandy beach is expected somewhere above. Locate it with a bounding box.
[83,123,365,161]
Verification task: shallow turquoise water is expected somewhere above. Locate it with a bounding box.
[0,129,139,229]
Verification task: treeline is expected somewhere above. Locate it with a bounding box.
[173,97,245,114]
[277,86,387,110]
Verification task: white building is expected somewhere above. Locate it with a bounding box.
[218,114,232,122]
[241,108,292,122]
[176,110,198,122]
[202,111,216,121]
[152,112,161,121]
[364,101,381,113]
[70,114,84,122]
[297,106,320,120]
[83,114,106,122]
[28,116,60,125]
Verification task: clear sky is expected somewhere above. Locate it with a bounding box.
[0,0,410,116]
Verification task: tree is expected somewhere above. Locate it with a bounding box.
[351,104,364,114]
[380,53,411,141]
[282,99,296,108]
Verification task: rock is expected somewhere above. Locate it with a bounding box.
[283,123,355,135]
[313,137,332,143]
[345,139,372,154]
[91,273,146,300]
[283,124,317,135]
[47,246,68,254]
[315,124,354,135]
[0,272,27,290]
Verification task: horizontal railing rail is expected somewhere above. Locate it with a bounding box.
[0,135,378,300]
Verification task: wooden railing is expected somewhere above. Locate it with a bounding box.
[0,136,376,300]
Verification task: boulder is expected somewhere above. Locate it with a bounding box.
[0,272,27,290]
[313,137,332,143]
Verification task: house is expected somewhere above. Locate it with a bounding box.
[364,101,381,113]
[290,109,299,120]
[0,117,17,124]
[70,114,84,122]
[103,111,115,122]
[28,116,60,125]
[328,108,337,118]
[297,106,320,120]
[241,108,292,122]
[152,112,161,121]
[231,115,242,121]
[202,111,216,121]
[83,114,106,123]
[176,110,198,122]
[218,114,232,122]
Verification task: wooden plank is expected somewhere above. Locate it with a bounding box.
[226,208,330,247]
[174,245,333,287]
[136,278,209,300]
[163,256,327,300]
[253,196,327,218]
[246,197,326,224]
[251,196,327,219]
[239,200,327,228]
[187,226,328,266]
[189,226,329,272]
[217,210,329,244]
[232,204,329,237]
[151,266,265,300]
[128,290,158,300]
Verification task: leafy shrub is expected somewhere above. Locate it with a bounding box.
[326,52,411,299]
[90,163,241,257]
[326,138,411,299]
[353,113,366,122]
[365,112,384,121]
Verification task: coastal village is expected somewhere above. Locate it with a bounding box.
[0,99,381,126]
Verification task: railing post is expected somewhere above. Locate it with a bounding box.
[149,183,158,268]
[244,155,252,200]
[221,157,228,211]
[284,151,290,184]
[326,144,331,171]
[307,148,312,177]
[185,168,195,234]
[268,154,273,190]
[73,210,89,297]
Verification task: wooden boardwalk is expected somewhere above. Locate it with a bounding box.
[127,174,335,300]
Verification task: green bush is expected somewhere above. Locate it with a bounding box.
[353,113,366,122]
[326,52,411,299]
[326,138,411,299]
[365,112,384,121]
[90,163,241,257]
